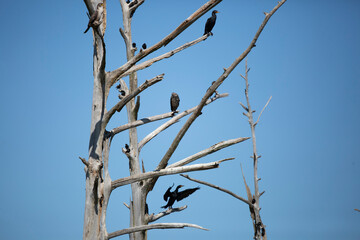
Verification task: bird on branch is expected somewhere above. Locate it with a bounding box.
[161,184,200,209]
[170,92,180,116]
[204,10,219,36]
[84,3,104,34]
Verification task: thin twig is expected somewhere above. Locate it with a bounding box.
[180,174,251,205]
[79,157,89,167]
[254,96,272,126]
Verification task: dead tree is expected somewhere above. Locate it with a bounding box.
[182,60,272,240]
[80,0,287,240]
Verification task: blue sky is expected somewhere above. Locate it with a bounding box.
[0,0,359,239]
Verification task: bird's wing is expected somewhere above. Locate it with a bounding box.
[163,186,172,201]
[176,187,200,201]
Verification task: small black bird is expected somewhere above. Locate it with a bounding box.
[84,3,104,34]
[204,10,219,36]
[125,144,130,153]
[161,184,200,209]
[126,0,130,3]
[142,43,147,49]
[132,42,136,48]
[170,92,180,115]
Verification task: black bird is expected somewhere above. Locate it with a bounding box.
[132,42,136,48]
[142,43,147,49]
[125,144,130,153]
[204,10,219,36]
[84,3,104,34]
[170,92,180,115]
[126,0,130,3]
[161,184,200,209]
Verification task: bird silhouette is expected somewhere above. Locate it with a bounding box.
[161,184,200,209]
[170,92,180,115]
[204,10,219,36]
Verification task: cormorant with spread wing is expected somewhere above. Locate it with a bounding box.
[204,10,219,36]
[161,184,200,209]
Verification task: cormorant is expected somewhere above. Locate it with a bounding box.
[204,10,219,36]
[84,3,104,34]
[161,184,200,209]
[142,43,147,49]
[170,92,180,115]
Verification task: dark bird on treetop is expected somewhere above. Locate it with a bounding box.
[161,184,200,209]
[170,92,180,115]
[204,10,219,36]
[142,43,147,49]
[132,42,136,48]
[84,3,104,34]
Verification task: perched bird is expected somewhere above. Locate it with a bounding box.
[142,43,147,49]
[204,10,219,36]
[161,184,200,209]
[170,92,180,115]
[132,42,137,48]
[126,0,130,3]
[125,144,130,153]
[84,3,104,34]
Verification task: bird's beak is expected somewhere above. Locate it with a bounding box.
[179,185,184,188]
[215,11,219,13]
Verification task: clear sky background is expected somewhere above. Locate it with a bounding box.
[0,0,359,239]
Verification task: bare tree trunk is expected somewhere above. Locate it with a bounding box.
[82,1,107,239]
[119,2,147,239]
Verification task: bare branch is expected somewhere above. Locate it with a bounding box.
[154,0,287,174]
[111,158,233,190]
[168,137,249,168]
[129,0,145,17]
[106,0,222,88]
[109,111,174,136]
[239,102,249,112]
[181,174,251,206]
[147,206,187,223]
[79,157,89,167]
[121,35,208,78]
[138,93,229,152]
[107,223,208,239]
[123,202,130,209]
[240,163,253,203]
[103,74,164,128]
[254,96,272,127]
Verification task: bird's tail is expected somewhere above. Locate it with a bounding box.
[84,26,90,34]
[161,205,167,209]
